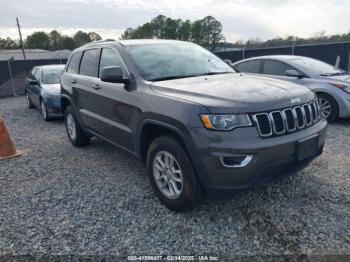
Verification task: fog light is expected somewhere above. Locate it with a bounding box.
[220,155,253,168]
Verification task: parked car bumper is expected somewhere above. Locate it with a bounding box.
[338,98,350,118]
[43,94,63,117]
[188,119,327,195]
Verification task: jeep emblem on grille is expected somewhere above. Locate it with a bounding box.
[290,97,301,104]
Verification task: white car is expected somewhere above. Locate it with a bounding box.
[232,55,350,122]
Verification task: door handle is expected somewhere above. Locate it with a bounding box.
[92,84,101,90]
[71,79,77,84]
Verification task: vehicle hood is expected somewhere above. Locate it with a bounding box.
[320,74,350,83]
[150,73,314,114]
[41,83,61,95]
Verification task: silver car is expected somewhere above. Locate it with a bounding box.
[232,55,350,122]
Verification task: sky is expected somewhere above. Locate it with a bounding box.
[0,0,349,43]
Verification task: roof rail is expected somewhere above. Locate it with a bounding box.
[82,39,116,47]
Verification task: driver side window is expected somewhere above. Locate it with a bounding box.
[99,48,127,77]
[263,60,295,76]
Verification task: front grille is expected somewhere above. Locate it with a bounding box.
[252,100,321,138]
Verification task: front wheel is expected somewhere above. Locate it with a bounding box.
[41,100,50,121]
[64,105,91,147]
[317,93,338,122]
[146,135,204,211]
[26,92,35,109]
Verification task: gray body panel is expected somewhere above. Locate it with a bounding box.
[61,41,327,193]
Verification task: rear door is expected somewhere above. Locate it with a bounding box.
[73,48,102,132]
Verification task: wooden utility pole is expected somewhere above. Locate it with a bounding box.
[16,17,26,60]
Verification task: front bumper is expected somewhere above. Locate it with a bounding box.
[188,119,327,195]
[43,94,63,117]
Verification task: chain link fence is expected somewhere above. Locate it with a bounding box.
[216,41,350,72]
[0,59,67,98]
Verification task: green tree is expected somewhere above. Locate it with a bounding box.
[0,37,19,49]
[49,30,62,50]
[60,36,75,50]
[25,31,50,49]
[191,19,203,45]
[200,16,224,50]
[73,31,91,47]
[178,20,192,41]
[151,15,167,38]
[88,32,102,41]
[121,28,134,40]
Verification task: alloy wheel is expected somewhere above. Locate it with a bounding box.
[66,113,77,141]
[152,151,184,199]
[318,97,332,119]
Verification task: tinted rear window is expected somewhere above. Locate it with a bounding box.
[234,60,261,74]
[79,49,100,78]
[67,52,82,74]
[263,60,294,76]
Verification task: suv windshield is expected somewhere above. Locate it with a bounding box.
[289,57,345,76]
[42,68,64,84]
[125,42,234,81]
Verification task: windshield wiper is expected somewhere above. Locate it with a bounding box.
[320,72,346,76]
[149,75,198,82]
[149,72,233,82]
[197,71,233,76]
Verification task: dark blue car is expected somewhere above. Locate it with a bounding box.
[25,65,65,120]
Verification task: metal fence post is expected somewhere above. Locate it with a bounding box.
[348,51,350,73]
[242,47,246,59]
[292,41,296,55]
[7,57,16,97]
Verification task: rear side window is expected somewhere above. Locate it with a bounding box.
[263,60,295,76]
[99,48,127,77]
[67,52,82,74]
[79,49,100,78]
[234,60,261,74]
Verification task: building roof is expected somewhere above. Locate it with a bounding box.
[0,49,71,61]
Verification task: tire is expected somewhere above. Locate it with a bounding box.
[64,105,91,147]
[146,135,204,211]
[26,92,35,109]
[317,93,338,122]
[40,100,50,121]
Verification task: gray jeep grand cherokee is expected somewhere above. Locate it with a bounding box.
[61,39,327,211]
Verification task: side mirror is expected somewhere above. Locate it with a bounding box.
[29,79,39,85]
[224,59,233,67]
[286,69,304,78]
[100,66,130,84]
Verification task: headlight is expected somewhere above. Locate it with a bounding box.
[200,114,252,131]
[330,83,350,94]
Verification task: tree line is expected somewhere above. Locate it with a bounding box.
[1,15,350,51]
[0,30,102,51]
[121,15,224,51]
[219,31,350,49]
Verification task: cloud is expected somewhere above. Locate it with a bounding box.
[0,0,349,42]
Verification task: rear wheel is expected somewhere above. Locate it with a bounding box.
[64,105,91,147]
[317,93,338,122]
[26,92,35,109]
[146,135,204,211]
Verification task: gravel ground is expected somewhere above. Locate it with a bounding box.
[0,96,349,259]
